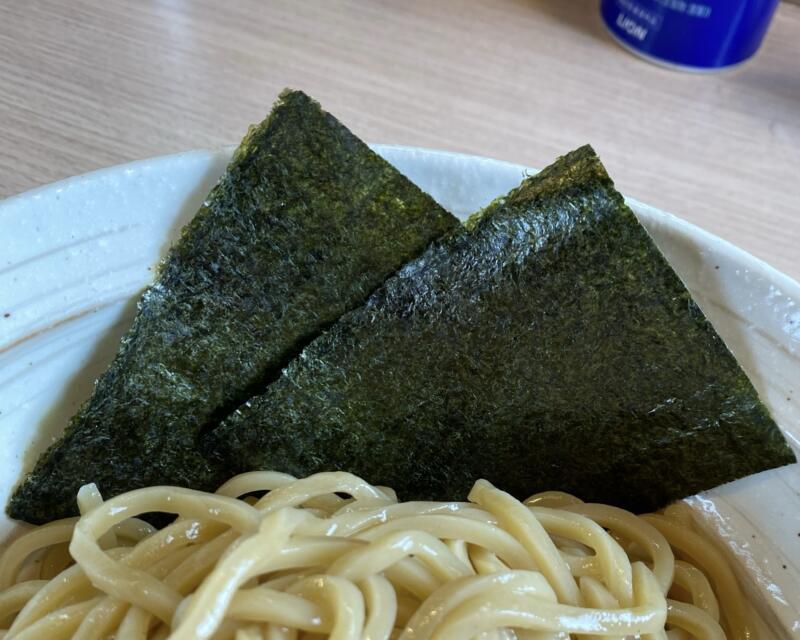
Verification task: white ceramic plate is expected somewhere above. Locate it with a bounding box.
[1,146,798,635]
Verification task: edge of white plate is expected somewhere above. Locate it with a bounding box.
[374,143,800,297]
[2,144,799,636]
[5,143,798,302]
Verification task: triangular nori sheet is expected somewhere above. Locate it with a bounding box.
[206,145,795,513]
[9,90,457,524]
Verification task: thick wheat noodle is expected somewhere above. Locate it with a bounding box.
[666,600,725,640]
[640,510,767,640]
[671,561,719,621]
[0,520,77,588]
[0,581,46,623]
[0,471,768,639]
[579,575,624,640]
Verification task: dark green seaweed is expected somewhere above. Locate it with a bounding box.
[206,145,795,513]
[9,90,457,524]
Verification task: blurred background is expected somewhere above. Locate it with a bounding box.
[1,0,798,278]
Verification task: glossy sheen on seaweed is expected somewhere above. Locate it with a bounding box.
[9,90,457,524]
[207,145,795,513]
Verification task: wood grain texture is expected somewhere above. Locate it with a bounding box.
[1,0,798,280]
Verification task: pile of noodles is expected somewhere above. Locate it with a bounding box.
[0,471,768,639]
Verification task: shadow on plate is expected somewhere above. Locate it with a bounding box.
[16,155,229,487]
[159,150,230,258]
[20,297,140,478]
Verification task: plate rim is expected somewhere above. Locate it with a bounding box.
[5,142,799,300]
[1,144,798,635]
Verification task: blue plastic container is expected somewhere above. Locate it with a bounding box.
[600,0,780,71]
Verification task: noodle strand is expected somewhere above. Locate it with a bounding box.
[0,472,768,639]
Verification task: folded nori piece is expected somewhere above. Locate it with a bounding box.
[206,145,795,513]
[9,90,457,524]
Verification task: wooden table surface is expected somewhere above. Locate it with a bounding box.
[1,0,798,280]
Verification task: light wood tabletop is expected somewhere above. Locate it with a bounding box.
[1,0,798,280]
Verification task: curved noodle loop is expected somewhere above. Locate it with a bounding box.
[0,471,762,639]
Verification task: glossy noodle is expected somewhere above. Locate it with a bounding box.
[0,472,767,639]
